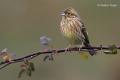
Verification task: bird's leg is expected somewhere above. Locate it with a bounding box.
[65,44,73,53]
[78,43,84,53]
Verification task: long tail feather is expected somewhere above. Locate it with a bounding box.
[84,44,96,56]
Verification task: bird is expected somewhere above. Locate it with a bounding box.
[60,7,95,56]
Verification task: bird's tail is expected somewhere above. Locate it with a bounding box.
[88,48,96,56]
[84,44,96,56]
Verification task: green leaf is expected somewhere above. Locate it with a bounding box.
[43,55,49,61]
[104,45,117,54]
[49,54,54,61]
[110,45,117,54]
[29,62,35,71]
[18,69,25,78]
[104,50,111,54]
[26,68,32,77]
[80,52,89,60]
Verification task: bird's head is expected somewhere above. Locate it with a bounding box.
[60,7,79,18]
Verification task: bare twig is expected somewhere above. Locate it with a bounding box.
[0,46,119,70]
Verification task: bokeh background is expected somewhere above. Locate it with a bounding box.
[0,0,120,80]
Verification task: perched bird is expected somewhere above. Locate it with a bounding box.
[60,7,95,56]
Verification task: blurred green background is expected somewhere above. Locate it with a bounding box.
[0,0,120,80]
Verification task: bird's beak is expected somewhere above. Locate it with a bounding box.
[60,12,65,16]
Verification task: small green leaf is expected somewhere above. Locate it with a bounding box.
[24,60,29,65]
[43,55,49,61]
[104,50,111,54]
[49,54,54,61]
[29,62,35,71]
[26,68,32,77]
[18,69,25,78]
[110,45,117,54]
[104,45,118,54]
[80,52,89,60]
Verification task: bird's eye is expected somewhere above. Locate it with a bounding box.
[67,13,71,15]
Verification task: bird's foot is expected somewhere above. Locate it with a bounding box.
[65,44,73,53]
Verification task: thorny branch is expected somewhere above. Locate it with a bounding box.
[0,45,119,70]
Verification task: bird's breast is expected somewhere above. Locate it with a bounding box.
[60,22,75,38]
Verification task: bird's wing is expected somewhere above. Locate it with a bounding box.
[75,17,90,46]
[80,21,90,45]
[73,18,89,45]
[75,17,96,56]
